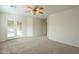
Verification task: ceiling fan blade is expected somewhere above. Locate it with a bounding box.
[39,7,44,10]
[27,6,33,9]
[39,11,44,14]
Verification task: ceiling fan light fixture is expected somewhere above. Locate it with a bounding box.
[26,5,45,15]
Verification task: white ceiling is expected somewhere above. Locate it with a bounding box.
[0,5,78,19]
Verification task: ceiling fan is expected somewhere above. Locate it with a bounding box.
[26,5,45,15]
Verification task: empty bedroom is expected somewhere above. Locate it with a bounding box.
[0,5,79,54]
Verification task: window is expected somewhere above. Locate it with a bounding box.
[8,20,16,37]
[8,20,22,38]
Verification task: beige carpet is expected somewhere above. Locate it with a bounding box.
[0,36,79,54]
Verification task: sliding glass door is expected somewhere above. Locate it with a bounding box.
[7,20,22,39]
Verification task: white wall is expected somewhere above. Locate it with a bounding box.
[47,7,79,47]
[33,17,43,37]
[33,17,47,37]
[0,13,7,42]
[22,16,33,37]
[43,20,47,35]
